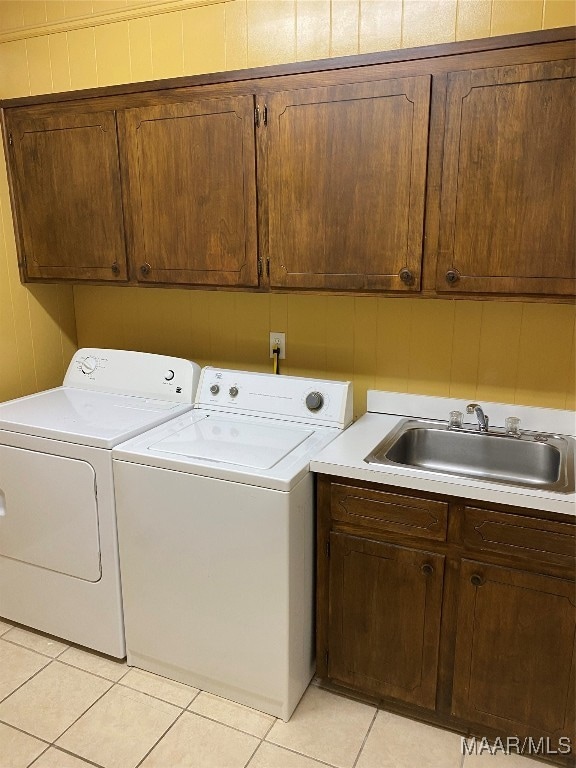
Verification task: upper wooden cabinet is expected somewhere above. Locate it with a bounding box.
[118,95,258,287]
[436,59,576,296]
[7,110,128,282]
[265,77,430,292]
[2,27,575,299]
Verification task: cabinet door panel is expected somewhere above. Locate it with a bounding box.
[9,111,127,281]
[120,95,258,287]
[437,59,576,296]
[328,532,444,709]
[453,559,576,743]
[266,76,430,291]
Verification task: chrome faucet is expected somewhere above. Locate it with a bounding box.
[466,403,489,432]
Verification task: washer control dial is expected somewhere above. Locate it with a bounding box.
[305,391,324,412]
[229,386,239,398]
[210,384,220,395]
[81,356,98,375]
[164,369,175,382]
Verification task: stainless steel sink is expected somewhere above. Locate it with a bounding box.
[364,419,575,493]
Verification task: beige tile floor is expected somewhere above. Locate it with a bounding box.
[0,621,546,768]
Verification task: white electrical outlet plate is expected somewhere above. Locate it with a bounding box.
[269,332,286,359]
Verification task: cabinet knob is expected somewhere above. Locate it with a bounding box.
[421,563,434,576]
[399,268,414,286]
[140,263,151,277]
[470,574,484,587]
[111,261,120,275]
[445,269,460,284]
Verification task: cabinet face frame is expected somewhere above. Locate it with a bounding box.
[117,94,259,288]
[6,109,128,282]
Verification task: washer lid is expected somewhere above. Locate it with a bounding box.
[0,387,191,449]
[149,414,313,469]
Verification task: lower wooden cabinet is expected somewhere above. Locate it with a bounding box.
[328,532,444,709]
[316,476,576,766]
[452,559,576,745]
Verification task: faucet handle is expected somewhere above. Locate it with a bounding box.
[505,416,521,436]
[449,410,463,428]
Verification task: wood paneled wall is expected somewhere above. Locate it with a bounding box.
[0,0,574,413]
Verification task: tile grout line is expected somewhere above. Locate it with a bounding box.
[183,706,274,742]
[133,707,189,768]
[251,735,343,768]
[55,655,129,684]
[351,706,378,768]
[35,743,106,768]
[243,737,265,768]
[40,664,114,750]
[0,719,50,749]
[25,742,51,768]
[1,634,132,684]
[115,677,197,711]
[0,654,52,706]
[0,636,69,661]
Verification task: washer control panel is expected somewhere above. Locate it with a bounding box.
[64,348,201,403]
[197,368,353,427]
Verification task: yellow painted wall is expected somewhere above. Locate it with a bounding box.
[1,0,574,414]
[0,141,76,402]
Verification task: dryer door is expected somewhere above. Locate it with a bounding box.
[0,446,101,581]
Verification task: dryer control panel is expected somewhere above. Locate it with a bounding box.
[64,349,201,403]
[197,368,353,428]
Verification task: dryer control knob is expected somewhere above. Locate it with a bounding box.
[210,384,220,395]
[164,369,175,381]
[306,391,324,411]
[229,386,239,398]
[81,356,98,375]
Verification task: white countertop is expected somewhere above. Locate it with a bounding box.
[310,391,576,517]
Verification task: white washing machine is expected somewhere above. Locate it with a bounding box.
[0,348,200,658]
[113,367,352,719]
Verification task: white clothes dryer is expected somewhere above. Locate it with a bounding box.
[113,368,352,719]
[0,348,200,657]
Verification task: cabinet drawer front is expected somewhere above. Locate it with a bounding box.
[331,483,448,541]
[463,506,576,568]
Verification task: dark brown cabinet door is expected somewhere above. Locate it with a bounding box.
[437,59,576,296]
[119,95,258,287]
[328,532,444,709]
[452,559,576,744]
[8,110,128,281]
[266,76,431,292]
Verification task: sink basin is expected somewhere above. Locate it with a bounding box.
[364,419,575,493]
